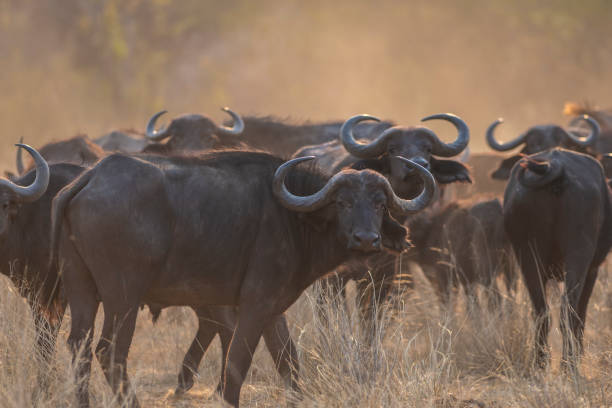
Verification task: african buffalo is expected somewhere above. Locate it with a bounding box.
[296,113,471,198]
[50,151,435,407]
[504,148,612,372]
[486,116,600,180]
[93,129,148,153]
[0,145,85,369]
[294,113,471,324]
[407,197,515,307]
[143,107,245,153]
[11,135,103,177]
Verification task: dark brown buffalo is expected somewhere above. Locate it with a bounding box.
[296,113,471,198]
[50,151,435,407]
[93,129,148,153]
[293,113,471,325]
[486,116,600,180]
[143,107,245,153]
[504,148,612,372]
[563,103,612,175]
[0,145,85,369]
[14,135,104,176]
[407,197,515,307]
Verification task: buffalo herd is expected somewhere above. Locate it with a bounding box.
[1,101,610,407]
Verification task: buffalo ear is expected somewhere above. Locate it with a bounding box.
[490,155,520,180]
[4,171,16,182]
[430,157,472,184]
[381,212,412,253]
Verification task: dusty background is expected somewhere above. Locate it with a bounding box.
[2,0,612,165]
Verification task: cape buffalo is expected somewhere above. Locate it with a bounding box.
[50,151,436,407]
[296,113,471,198]
[293,113,471,325]
[486,116,600,180]
[407,197,515,307]
[143,107,245,153]
[0,145,85,368]
[504,148,612,372]
[93,129,148,153]
[11,135,103,177]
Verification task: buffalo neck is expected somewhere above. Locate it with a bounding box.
[293,216,357,293]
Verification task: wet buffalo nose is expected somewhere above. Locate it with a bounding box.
[350,231,381,251]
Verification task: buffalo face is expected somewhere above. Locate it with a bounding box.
[341,113,470,198]
[487,117,599,180]
[0,144,49,236]
[273,156,437,253]
[145,108,244,152]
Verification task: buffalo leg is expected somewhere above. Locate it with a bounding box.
[575,266,599,343]
[211,307,237,395]
[560,258,595,373]
[175,307,223,395]
[61,241,100,408]
[222,309,266,407]
[518,249,550,369]
[262,314,299,394]
[95,306,140,408]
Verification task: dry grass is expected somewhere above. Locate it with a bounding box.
[0,262,610,407]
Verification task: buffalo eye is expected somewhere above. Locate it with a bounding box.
[2,202,9,210]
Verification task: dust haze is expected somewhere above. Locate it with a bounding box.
[1,0,611,166]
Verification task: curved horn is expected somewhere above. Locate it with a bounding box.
[0,144,49,202]
[215,107,244,136]
[273,156,350,212]
[562,115,599,147]
[384,156,437,214]
[340,114,403,158]
[16,137,24,174]
[486,118,528,151]
[420,113,470,157]
[517,158,563,188]
[146,110,171,141]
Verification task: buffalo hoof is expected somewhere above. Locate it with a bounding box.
[174,379,194,396]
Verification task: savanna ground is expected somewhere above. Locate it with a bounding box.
[0,258,610,407]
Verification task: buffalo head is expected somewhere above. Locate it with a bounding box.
[487,115,599,180]
[0,144,49,236]
[273,156,436,253]
[145,107,244,152]
[340,113,470,198]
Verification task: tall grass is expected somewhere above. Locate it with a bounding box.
[0,261,609,407]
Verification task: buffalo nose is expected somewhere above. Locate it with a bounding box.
[350,231,381,251]
[410,157,430,169]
